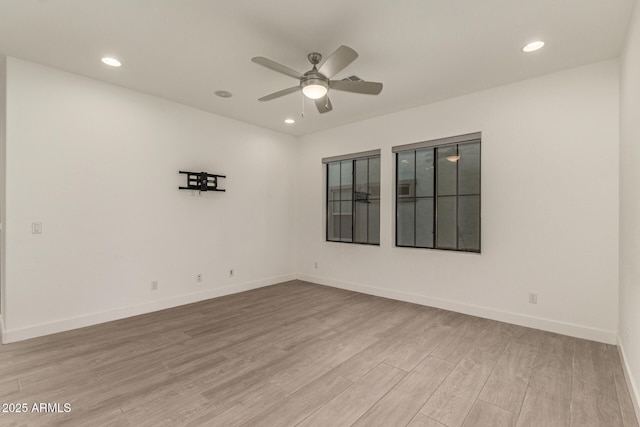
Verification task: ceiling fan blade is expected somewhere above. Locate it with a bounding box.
[329,80,383,95]
[318,45,358,78]
[252,57,303,79]
[315,96,333,113]
[258,86,300,101]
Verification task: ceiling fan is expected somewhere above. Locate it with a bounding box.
[251,45,383,114]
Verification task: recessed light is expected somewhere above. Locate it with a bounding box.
[215,90,232,98]
[522,41,545,53]
[284,118,295,124]
[101,57,122,67]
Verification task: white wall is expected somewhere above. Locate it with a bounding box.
[297,60,620,344]
[0,55,623,352]
[620,0,640,415]
[2,57,298,342]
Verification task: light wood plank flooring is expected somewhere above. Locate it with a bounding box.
[0,280,637,427]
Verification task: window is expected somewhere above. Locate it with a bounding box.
[324,150,381,245]
[394,133,481,252]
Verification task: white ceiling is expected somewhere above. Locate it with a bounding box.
[0,0,635,136]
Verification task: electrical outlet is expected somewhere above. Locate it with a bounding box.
[314,261,318,269]
[528,292,538,304]
[229,269,234,278]
[32,222,43,234]
[196,273,202,283]
[151,281,159,291]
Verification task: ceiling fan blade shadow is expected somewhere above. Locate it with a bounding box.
[258,86,300,101]
[315,96,333,113]
[252,57,303,79]
[329,80,383,95]
[318,45,358,78]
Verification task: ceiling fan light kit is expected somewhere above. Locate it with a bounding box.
[252,45,383,114]
[301,78,328,99]
[301,52,328,100]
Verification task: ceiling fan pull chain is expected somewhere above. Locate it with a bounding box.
[301,93,305,118]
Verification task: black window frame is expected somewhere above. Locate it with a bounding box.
[323,150,381,246]
[393,133,481,253]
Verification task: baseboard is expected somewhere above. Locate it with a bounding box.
[0,316,4,344]
[297,274,617,345]
[618,337,640,422]
[1,273,296,344]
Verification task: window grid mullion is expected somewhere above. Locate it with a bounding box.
[351,159,355,243]
[434,147,439,249]
[455,144,459,250]
[337,162,341,241]
[395,156,399,246]
[366,158,370,244]
[326,164,329,241]
[414,151,418,248]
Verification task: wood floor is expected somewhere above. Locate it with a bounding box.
[0,280,638,427]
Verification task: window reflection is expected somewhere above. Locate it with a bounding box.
[327,154,380,245]
[396,139,480,252]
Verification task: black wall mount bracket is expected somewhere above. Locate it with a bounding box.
[179,170,226,192]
